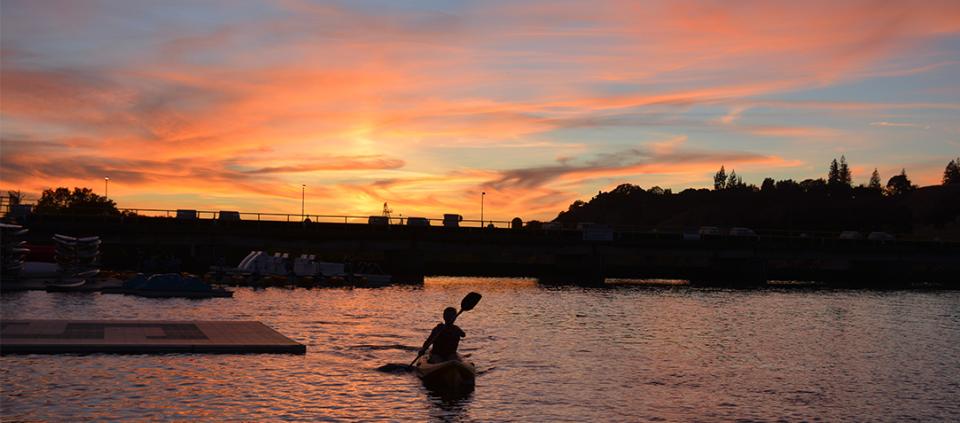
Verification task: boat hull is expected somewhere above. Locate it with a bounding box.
[102,288,233,298]
[414,354,476,393]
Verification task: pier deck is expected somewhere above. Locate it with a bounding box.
[0,320,306,354]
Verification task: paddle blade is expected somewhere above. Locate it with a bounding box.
[460,292,482,312]
[376,363,414,373]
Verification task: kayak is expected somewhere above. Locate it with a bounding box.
[414,353,476,392]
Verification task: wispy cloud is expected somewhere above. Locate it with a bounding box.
[869,121,930,129]
[491,143,799,190]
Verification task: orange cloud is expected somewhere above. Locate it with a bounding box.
[2,0,958,220]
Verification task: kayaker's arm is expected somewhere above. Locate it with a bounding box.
[419,324,442,355]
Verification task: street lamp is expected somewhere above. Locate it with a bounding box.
[481,191,486,228]
[104,177,110,198]
[301,184,306,222]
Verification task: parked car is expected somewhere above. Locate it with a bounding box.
[406,217,430,227]
[368,216,389,225]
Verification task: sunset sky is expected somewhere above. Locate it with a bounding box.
[2,0,959,221]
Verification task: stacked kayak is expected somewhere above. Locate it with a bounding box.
[1,223,29,282]
[50,234,101,288]
[54,234,100,273]
[414,353,477,393]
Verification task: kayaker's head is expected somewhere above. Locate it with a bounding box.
[443,307,457,324]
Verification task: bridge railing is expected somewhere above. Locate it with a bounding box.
[7,204,516,228]
[4,202,936,240]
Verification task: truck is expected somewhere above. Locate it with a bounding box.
[443,214,462,228]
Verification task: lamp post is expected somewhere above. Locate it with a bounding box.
[481,191,486,228]
[301,184,306,222]
[104,177,110,198]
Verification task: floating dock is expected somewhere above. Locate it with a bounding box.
[0,320,306,354]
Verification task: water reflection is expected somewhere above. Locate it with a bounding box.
[425,387,473,422]
[2,278,959,421]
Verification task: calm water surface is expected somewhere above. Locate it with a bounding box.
[2,278,959,421]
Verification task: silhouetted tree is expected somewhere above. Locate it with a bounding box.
[34,187,119,216]
[610,183,642,196]
[886,169,916,196]
[713,166,727,191]
[3,190,24,218]
[869,168,882,190]
[551,171,958,235]
[761,178,776,192]
[828,159,840,185]
[799,178,827,193]
[726,170,743,189]
[6,190,23,206]
[944,158,960,185]
[839,155,852,186]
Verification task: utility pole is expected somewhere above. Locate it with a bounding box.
[481,191,486,227]
[104,177,110,198]
[301,184,306,221]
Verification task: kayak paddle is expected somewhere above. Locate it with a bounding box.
[409,291,482,367]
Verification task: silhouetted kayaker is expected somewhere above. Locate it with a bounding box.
[419,307,466,363]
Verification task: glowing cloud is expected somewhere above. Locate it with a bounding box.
[2,0,958,220]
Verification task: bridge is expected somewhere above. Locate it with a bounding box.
[9,215,960,289]
[8,211,959,289]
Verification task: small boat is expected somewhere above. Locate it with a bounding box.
[348,262,392,287]
[18,262,60,278]
[43,270,101,292]
[53,234,100,244]
[226,250,395,287]
[45,279,87,290]
[414,353,476,393]
[105,273,233,298]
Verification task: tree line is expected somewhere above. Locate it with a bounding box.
[553,157,960,235]
[5,187,122,216]
[7,157,960,232]
[710,155,945,196]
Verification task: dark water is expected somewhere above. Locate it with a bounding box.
[2,278,959,421]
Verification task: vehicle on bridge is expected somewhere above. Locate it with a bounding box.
[443,214,462,228]
[368,216,389,225]
[176,209,198,220]
[407,217,430,227]
[218,211,240,221]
